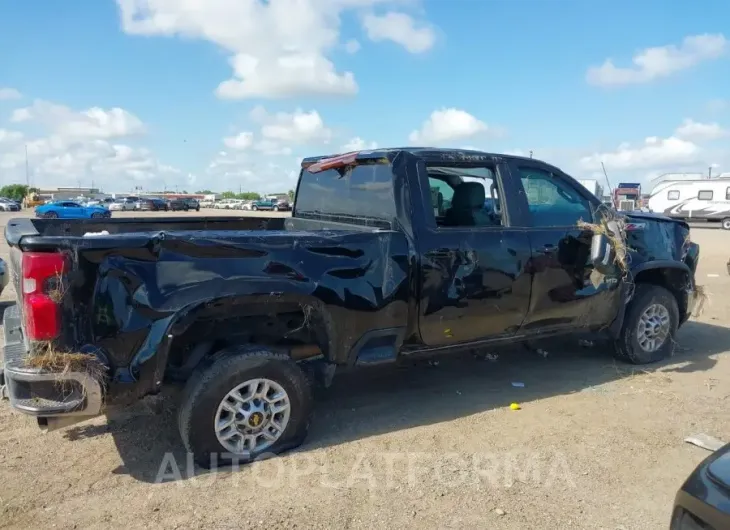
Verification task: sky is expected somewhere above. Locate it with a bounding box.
[0,0,729,195]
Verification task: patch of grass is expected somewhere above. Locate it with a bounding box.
[692,284,710,318]
[577,214,630,274]
[25,342,107,391]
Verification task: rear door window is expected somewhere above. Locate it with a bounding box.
[295,163,396,227]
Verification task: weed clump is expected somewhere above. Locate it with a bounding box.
[25,342,106,383]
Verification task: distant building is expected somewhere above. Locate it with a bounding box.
[38,187,105,200]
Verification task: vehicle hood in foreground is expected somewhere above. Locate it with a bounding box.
[672,443,730,529]
[625,211,690,229]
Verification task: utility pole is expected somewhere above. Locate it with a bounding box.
[709,166,713,179]
[25,145,29,187]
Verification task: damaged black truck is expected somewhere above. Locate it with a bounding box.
[1,148,700,466]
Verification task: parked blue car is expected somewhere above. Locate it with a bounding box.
[35,201,111,219]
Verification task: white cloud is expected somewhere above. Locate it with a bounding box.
[0,98,177,191]
[252,106,332,144]
[675,119,728,141]
[342,137,378,151]
[362,12,435,53]
[206,150,299,193]
[210,105,337,189]
[345,39,361,54]
[253,139,293,156]
[409,108,493,144]
[0,88,22,100]
[223,131,255,150]
[586,33,727,87]
[0,129,23,144]
[10,100,146,139]
[117,0,410,99]
[578,136,701,172]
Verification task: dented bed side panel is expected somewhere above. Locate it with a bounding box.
[76,229,411,397]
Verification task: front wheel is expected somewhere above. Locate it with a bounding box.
[91,212,104,219]
[721,218,730,230]
[613,284,679,364]
[273,206,279,211]
[45,211,59,219]
[179,347,313,468]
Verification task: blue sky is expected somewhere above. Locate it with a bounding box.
[0,0,728,194]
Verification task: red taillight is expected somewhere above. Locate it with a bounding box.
[21,252,68,341]
[306,152,358,173]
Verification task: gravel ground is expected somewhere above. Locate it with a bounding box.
[0,210,728,530]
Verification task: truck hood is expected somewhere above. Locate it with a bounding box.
[624,211,689,230]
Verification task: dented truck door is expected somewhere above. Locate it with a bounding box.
[510,161,623,332]
[411,156,532,347]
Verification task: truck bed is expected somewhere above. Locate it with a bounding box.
[5,216,286,248]
[4,214,411,404]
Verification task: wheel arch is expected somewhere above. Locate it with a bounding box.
[152,293,339,384]
[632,261,693,324]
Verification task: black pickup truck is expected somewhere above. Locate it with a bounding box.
[1,148,700,467]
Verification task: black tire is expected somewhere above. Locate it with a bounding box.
[721,218,730,230]
[613,284,679,364]
[91,212,103,219]
[178,347,313,469]
[252,205,258,211]
[45,211,58,219]
[273,205,279,211]
[196,206,200,212]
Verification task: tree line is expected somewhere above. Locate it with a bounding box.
[0,185,39,202]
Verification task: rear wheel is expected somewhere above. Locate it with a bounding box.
[45,211,58,219]
[721,218,730,230]
[179,347,312,468]
[613,284,679,364]
[91,212,103,219]
[252,205,258,211]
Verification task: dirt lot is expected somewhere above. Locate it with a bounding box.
[0,210,728,530]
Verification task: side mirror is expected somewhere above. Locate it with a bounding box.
[590,233,615,275]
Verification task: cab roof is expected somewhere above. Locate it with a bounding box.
[301,147,561,173]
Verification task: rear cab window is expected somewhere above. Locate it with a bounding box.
[295,161,397,228]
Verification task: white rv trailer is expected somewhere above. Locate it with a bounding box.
[647,177,730,229]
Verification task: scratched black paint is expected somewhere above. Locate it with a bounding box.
[4,149,700,404]
[76,229,411,396]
